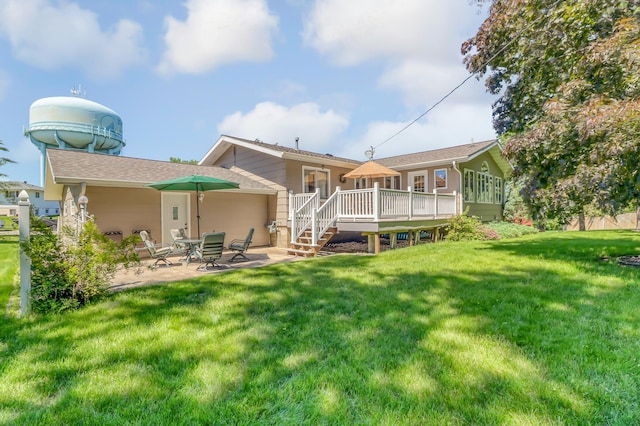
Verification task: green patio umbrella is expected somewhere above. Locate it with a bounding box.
[147,175,239,237]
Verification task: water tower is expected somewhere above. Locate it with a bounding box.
[25,95,125,185]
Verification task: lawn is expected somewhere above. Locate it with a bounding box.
[1,231,640,425]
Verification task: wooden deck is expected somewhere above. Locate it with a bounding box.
[288,183,458,255]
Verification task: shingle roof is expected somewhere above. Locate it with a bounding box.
[201,135,361,166]
[0,181,44,191]
[46,149,273,192]
[376,140,497,168]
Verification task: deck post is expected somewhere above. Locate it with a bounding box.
[408,186,413,219]
[433,188,438,218]
[368,234,375,253]
[373,182,380,221]
[375,233,381,254]
[311,208,318,246]
[453,191,458,215]
[390,232,397,249]
[290,208,298,244]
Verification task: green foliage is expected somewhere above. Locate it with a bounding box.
[464,1,640,221]
[20,217,140,314]
[445,212,488,241]
[169,156,198,165]
[0,139,15,180]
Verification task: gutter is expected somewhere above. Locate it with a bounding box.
[452,160,462,215]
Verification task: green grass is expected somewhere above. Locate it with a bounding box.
[2,231,640,424]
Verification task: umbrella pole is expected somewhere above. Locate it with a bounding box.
[196,186,201,237]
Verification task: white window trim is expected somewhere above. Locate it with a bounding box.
[495,177,503,205]
[408,171,428,193]
[383,175,401,190]
[434,168,448,190]
[464,169,475,203]
[302,166,331,199]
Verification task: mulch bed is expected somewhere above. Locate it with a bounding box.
[617,255,640,267]
[322,239,421,254]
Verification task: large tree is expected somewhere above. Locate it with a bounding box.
[0,139,14,183]
[463,1,640,222]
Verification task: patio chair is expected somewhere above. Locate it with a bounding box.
[196,232,225,270]
[139,230,173,267]
[229,227,254,262]
[170,228,189,257]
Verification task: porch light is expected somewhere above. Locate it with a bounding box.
[78,195,88,208]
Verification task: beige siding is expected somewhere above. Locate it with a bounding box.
[217,146,287,185]
[84,186,270,246]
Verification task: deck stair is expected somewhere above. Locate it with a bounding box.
[288,228,335,257]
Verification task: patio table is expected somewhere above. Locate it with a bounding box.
[175,238,202,265]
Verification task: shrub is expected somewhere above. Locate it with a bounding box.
[445,213,487,241]
[21,217,140,314]
[485,221,539,239]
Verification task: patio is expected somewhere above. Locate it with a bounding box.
[111,246,305,290]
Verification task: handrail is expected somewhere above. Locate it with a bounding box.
[290,186,458,245]
[290,189,319,244]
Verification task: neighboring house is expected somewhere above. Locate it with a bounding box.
[0,181,60,216]
[42,135,511,255]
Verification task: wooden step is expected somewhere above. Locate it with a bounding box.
[287,248,315,257]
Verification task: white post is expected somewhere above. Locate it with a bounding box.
[373,182,380,221]
[453,191,458,215]
[433,188,438,218]
[311,209,318,246]
[18,190,31,317]
[408,185,413,219]
[290,208,296,244]
[335,186,342,218]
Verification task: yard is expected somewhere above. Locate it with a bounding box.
[1,231,640,424]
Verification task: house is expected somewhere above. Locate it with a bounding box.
[201,135,511,254]
[0,181,60,216]
[45,149,275,247]
[43,135,511,255]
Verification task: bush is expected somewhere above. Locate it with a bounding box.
[485,221,539,239]
[445,213,487,241]
[21,217,140,314]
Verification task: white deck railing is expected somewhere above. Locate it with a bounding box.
[290,183,457,245]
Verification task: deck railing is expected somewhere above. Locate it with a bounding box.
[290,183,458,244]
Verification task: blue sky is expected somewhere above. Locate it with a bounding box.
[0,0,495,186]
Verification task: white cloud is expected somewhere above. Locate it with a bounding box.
[303,0,488,111]
[0,0,146,78]
[218,102,349,152]
[157,0,278,75]
[303,0,478,66]
[341,103,496,161]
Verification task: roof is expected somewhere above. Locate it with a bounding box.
[0,181,44,191]
[376,139,512,176]
[45,149,275,194]
[199,135,361,168]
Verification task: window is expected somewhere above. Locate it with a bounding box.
[495,177,503,204]
[303,167,330,198]
[434,169,447,189]
[408,171,427,192]
[476,161,493,203]
[35,192,41,198]
[383,175,401,189]
[464,169,475,202]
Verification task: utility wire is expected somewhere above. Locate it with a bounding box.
[372,0,562,153]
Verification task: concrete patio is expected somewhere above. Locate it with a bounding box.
[111,246,305,291]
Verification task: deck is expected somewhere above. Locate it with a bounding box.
[289,183,458,252]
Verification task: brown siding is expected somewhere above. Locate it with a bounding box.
[217,146,287,185]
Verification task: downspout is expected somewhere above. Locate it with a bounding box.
[452,160,462,215]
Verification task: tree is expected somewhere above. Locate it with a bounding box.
[169,156,198,165]
[463,1,640,222]
[0,139,14,182]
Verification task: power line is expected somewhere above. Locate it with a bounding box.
[372,0,561,153]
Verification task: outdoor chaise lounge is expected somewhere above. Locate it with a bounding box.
[229,227,254,262]
[140,230,173,267]
[196,232,225,270]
